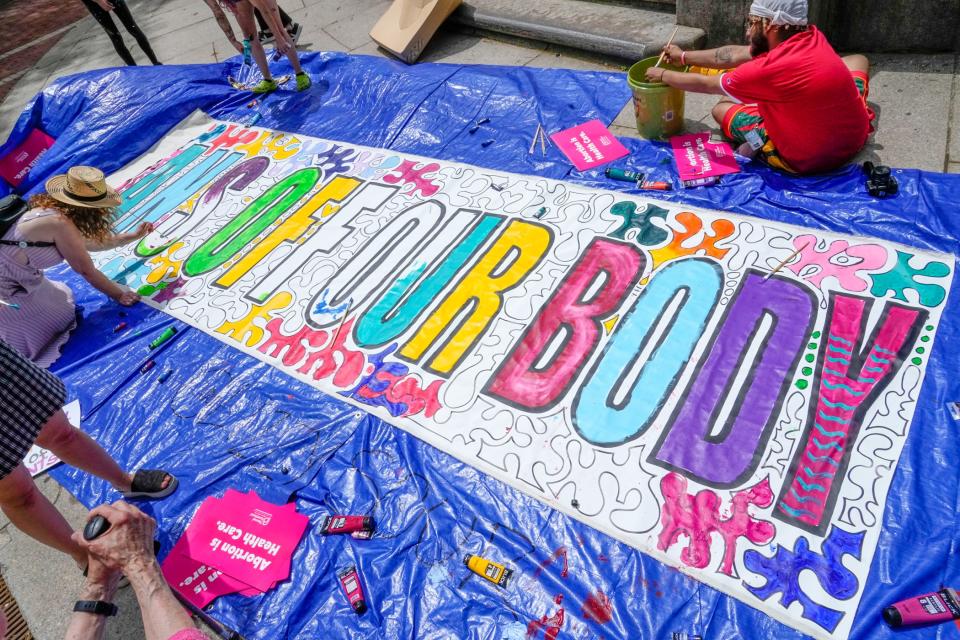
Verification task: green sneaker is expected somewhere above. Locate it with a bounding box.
[296,72,311,92]
[251,79,278,94]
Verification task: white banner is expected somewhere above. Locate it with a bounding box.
[95,113,954,639]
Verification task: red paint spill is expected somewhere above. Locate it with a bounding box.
[533,546,569,579]
[655,591,663,598]
[581,590,613,624]
[526,606,565,640]
[598,554,609,563]
[554,593,564,604]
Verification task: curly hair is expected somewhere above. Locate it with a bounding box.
[27,193,116,242]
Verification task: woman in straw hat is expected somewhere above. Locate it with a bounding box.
[0,166,151,367]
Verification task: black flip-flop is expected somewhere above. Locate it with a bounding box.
[122,469,179,500]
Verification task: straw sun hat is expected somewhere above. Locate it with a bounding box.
[45,166,122,208]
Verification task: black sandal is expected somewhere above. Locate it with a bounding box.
[122,469,179,499]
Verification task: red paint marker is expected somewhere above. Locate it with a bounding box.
[320,515,374,535]
[140,360,155,374]
[884,587,960,628]
[113,322,128,333]
[338,566,367,614]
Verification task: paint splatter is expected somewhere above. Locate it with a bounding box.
[527,604,565,640]
[581,591,613,624]
[534,546,569,579]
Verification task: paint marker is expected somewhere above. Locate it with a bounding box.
[605,167,644,183]
[535,207,547,219]
[338,566,367,614]
[249,113,262,127]
[481,139,494,148]
[477,117,490,125]
[464,554,512,588]
[158,369,173,383]
[319,515,375,535]
[241,39,252,66]
[149,326,177,349]
[469,125,480,134]
[884,588,960,628]
[113,322,128,333]
[0,299,20,310]
[140,360,155,374]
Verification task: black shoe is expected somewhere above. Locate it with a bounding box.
[259,30,275,44]
[287,22,302,46]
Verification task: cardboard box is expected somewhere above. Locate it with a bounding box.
[369,0,462,64]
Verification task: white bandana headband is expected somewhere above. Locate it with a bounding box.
[749,0,808,26]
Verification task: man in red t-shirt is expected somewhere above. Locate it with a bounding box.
[644,0,874,175]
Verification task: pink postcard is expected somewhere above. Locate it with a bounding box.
[551,120,629,171]
[162,533,252,608]
[670,132,740,181]
[0,128,55,187]
[183,491,308,592]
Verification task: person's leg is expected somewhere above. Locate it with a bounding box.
[110,0,161,64]
[235,1,275,85]
[276,5,294,30]
[711,98,738,129]
[842,54,870,75]
[34,410,133,492]
[81,0,136,65]
[0,465,85,566]
[250,0,303,74]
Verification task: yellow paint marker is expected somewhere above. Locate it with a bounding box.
[464,554,513,588]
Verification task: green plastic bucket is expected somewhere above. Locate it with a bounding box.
[627,56,688,139]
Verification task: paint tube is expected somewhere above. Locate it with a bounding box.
[682,176,720,188]
[605,167,644,183]
[319,515,375,535]
[149,326,177,349]
[242,39,252,66]
[338,566,367,614]
[464,554,512,588]
[883,587,960,628]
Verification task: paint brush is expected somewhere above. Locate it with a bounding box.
[655,26,681,68]
[764,242,809,281]
[529,124,543,155]
[539,126,547,155]
[331,299,353,346]
[0,299,19,310]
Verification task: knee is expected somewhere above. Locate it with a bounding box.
[0,475,40,511]
[844,54,870,74]
[712,102,732,126]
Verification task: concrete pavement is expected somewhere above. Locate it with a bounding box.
[0,1,958,638]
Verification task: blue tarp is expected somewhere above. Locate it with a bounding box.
[2,51,958,640]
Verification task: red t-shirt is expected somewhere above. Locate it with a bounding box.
[720,27,871,174]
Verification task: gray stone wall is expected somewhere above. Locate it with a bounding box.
[676,0,958,52]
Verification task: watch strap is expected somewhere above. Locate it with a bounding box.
[73,600,118,616]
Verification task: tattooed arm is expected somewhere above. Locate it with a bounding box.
[660,44,752,69]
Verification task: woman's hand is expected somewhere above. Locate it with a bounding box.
[131,222,154,240]
[113,287,141,307]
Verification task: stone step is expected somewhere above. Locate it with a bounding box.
[452,0,704,62]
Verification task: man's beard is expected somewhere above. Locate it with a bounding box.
[748,29,770,56]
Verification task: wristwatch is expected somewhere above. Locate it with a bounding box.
[73,600,118,616]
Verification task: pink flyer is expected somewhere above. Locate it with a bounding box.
[183,491,308,592]
[162,534,252,608]
[670,132,740,181]
[550,120,628,171]
[0,128,55,187]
